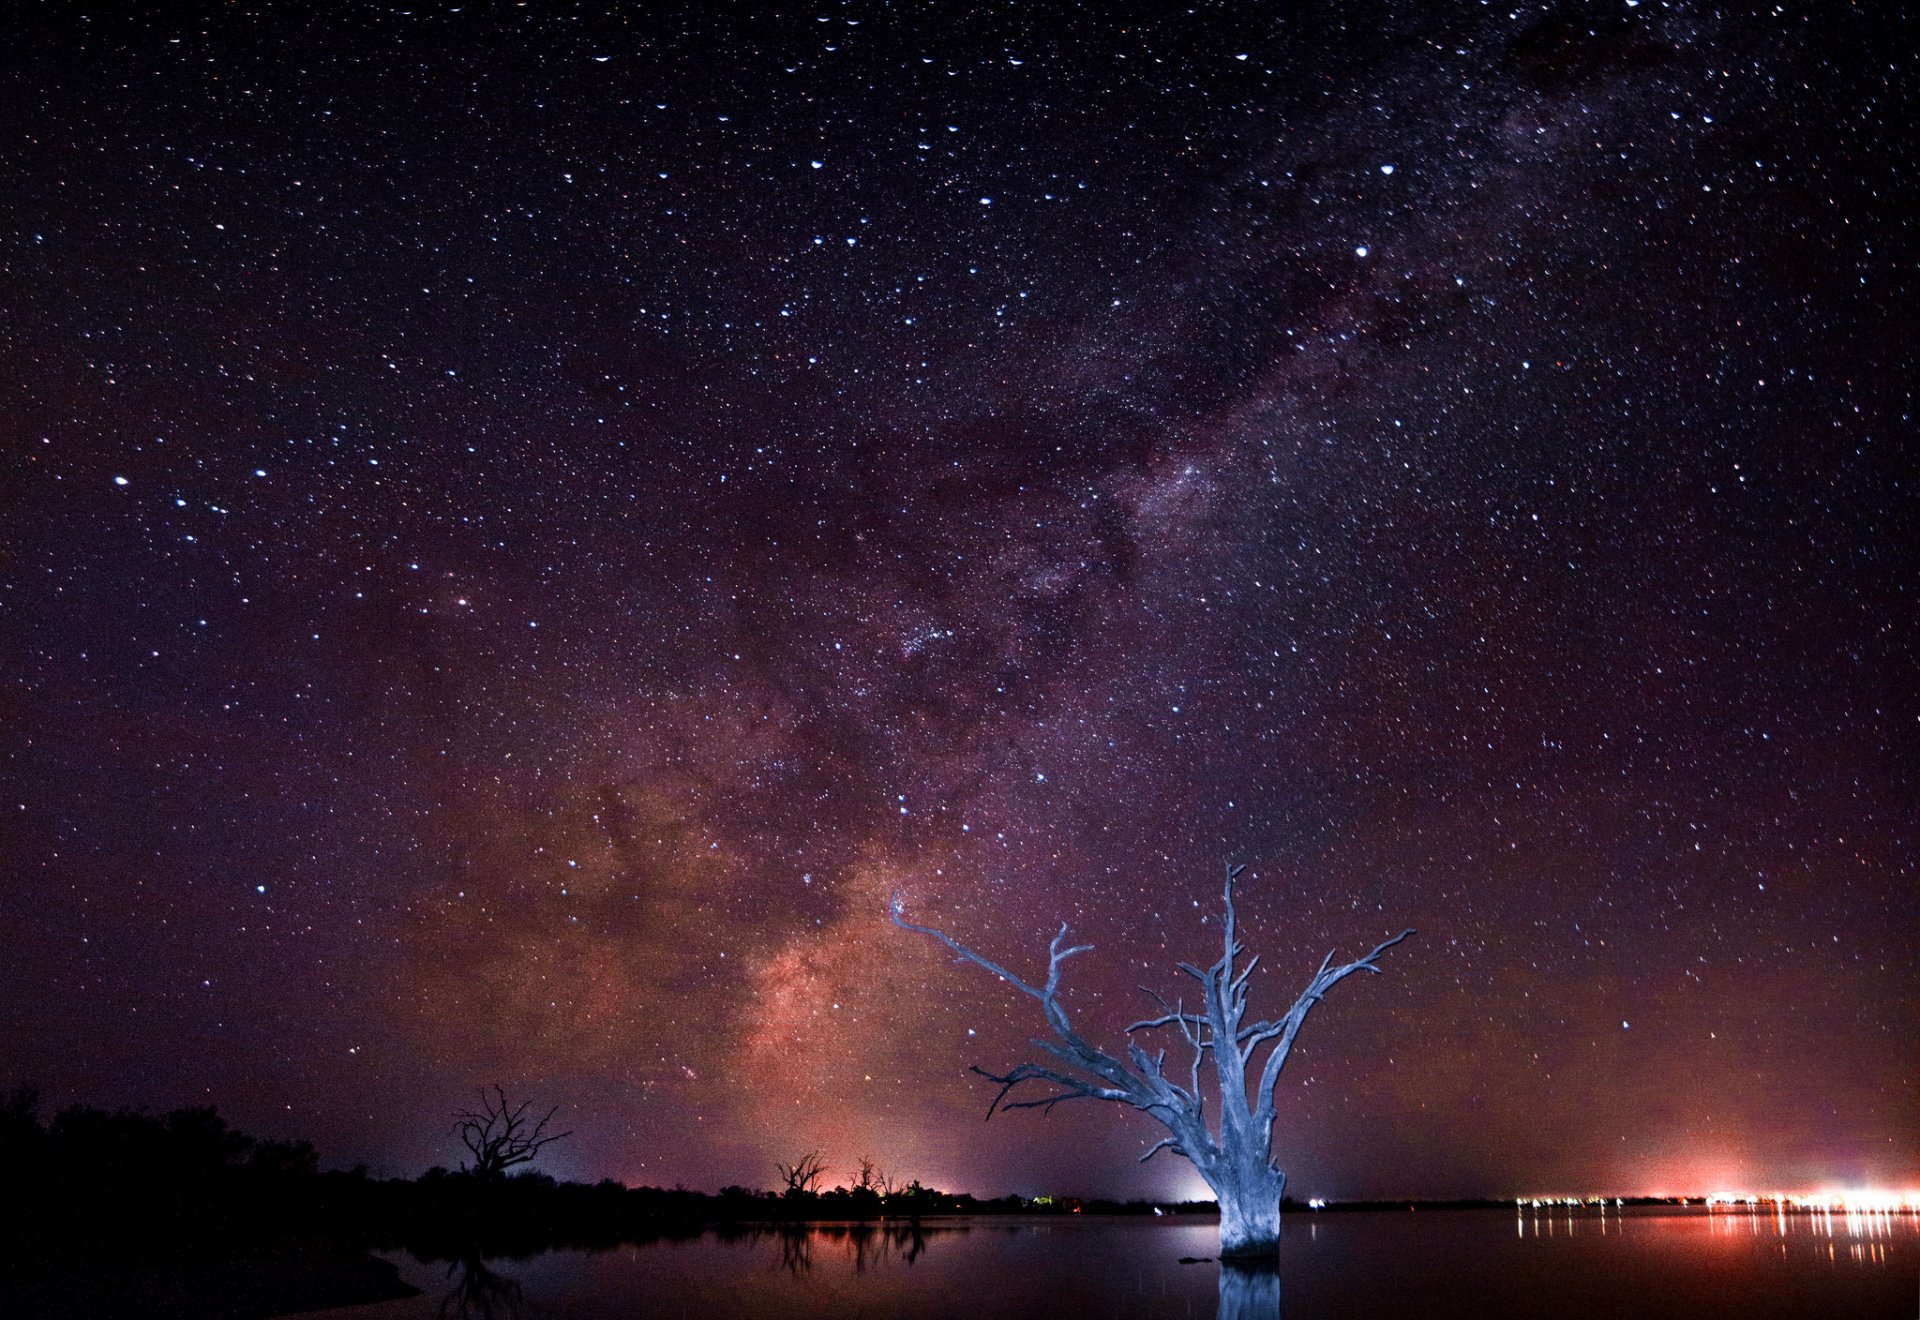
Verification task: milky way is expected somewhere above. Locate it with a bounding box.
[2,2,1911,1200]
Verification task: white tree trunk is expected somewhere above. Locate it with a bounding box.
[1211,1163,1287,1258]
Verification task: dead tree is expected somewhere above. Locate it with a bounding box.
[890,863,1412,1257]
[453,1086,571,1180]
[776,1150,829,1197]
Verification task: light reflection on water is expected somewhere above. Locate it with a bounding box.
[1513,1198,1918,1261]
[306,1208,1920,1320]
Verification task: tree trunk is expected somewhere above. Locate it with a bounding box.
[1212,1164,1287,1258]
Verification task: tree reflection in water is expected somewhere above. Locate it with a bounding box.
[1217,1258,1282,1320]
[387,1210,1919,1320]
[777,1226,810,1277]
[438,1251,525,1320]
[770,1222,1274,1319]
[775,1221,940,1277]
[421,1222,1282,1318]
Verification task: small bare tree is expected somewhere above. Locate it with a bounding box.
[890,863,1412,1257]
[776,1150,829,1197]
[857,1155,899,1199]
[453,1086,571,1180]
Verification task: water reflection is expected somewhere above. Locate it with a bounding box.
[739,1222,948,1277]
[1217,1259,1281,1320]
[331,1209,1916,1320]
[777,1226,810,1277]
[406,1220,1276,1320]
[1511,1198,1916,1246]
[438,1252,525,1320]
[771,1220,936,1275]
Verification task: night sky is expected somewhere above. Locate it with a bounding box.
[2,2,1912,1203]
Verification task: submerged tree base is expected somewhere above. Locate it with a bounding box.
[1213,1168,1285,1259]
[1218,1236,1282,1259]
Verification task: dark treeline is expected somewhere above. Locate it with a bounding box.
[0,1087,1212,1317]
[0,1088,1720,1318]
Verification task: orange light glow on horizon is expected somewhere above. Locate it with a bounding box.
[1507,1187,1920,1213]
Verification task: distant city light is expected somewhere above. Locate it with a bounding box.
[1511,1189,1920,1214]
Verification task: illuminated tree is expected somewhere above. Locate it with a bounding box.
[452,1086,570,1180]
[891,863,1412,1258]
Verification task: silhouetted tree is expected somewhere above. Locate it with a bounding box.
[247,1137,320,1180]
[453,1087,570,1180]
[841,1154,889,1216]
[163,1106,253,1170]
[0,1086,38,1138]
[776,1150,829,1198]
[891,863,1412,1258]
[0,1086,42,1166]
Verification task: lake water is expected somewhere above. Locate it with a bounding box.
[305,1206,1919,1319]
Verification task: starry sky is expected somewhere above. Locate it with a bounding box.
[2,1,1912,1202]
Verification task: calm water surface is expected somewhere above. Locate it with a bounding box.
[307,1207,1918,1319]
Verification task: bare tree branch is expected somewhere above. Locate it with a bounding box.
[1249,927,1413,1129]
[452,1085,571,1179]
[1139,1136,1188,1163]
[776,1150,829,1196]
[970,1061,1133,1116]
[855,1155,884,1195]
